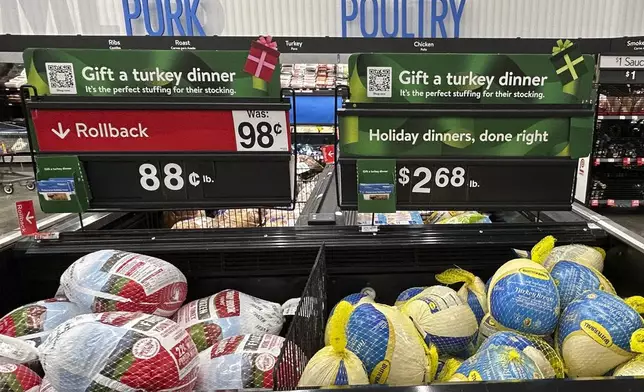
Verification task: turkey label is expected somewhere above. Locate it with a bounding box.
[111,254,186,296]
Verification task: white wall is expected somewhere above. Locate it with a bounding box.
[0,0,642,38]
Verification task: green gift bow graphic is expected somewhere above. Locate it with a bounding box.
[551,39,586,95]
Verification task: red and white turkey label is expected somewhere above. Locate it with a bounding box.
[127,315,200,380]
[110,254,187,296]
[29,109,290,153]
[211,335,245,358]
[174,297,213,327]
[214,290,241,318]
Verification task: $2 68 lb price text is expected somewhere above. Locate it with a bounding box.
[398,166,479,194]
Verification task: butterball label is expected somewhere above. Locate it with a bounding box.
[370,359,391,384]
[132,337,161,359]
[519,267,550,280]
[580,320,613,347]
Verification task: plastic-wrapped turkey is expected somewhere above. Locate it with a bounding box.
[60,250,187,316]
[174,290,284,352]
[0,298,83,347]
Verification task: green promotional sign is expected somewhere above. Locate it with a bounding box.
[35,156,90,213]
[340,115,593,158]
[348,52,595,105]
[23,48,281,98]
[357,159,396,213]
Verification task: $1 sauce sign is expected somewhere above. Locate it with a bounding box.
[30,109,290,153]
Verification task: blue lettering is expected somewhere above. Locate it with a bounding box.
[143,0,165,35]
[340,0,467,38]
[418,0,425,38]
[449,0,466,37]
[122,0,205,36]
[431,0,448,38]
[401,0,414,37]
[360,0,379,38]
[122,0,141,35]
[184,0,205,35]
[342,0,359,37]
[165,0,185,35]
[381,0,399,37]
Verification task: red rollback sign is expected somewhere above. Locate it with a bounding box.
[30,109,290,153]
[15,200,37,235]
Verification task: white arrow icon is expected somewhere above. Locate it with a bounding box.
[25,211,34,225]
[51,123,71,140]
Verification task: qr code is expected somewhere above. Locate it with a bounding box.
[367,66,392,98]
[45,62,77,94]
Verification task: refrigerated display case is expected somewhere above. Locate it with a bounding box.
[2,35,644,392]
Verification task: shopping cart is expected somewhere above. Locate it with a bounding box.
[0,122,34,195]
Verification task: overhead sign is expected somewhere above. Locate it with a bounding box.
[23,48,281,98]
[338,47,596,212]
[29,108,290,153]
[24,46,294,213]
[15,201,38,235]
[347,52,595,105]
[339,115,593,158]
[341,0,466,38]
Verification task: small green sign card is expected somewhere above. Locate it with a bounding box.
[357,159,396,213]
[35,156,90,213]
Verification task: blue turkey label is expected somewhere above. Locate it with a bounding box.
[558,290,643,352]
[490,268,559,335]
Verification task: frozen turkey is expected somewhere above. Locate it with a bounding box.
[60,250,187,316]
[40,312,199,392]
[0,298,83,347]
[174,290,284,352]
[196,334,292,391]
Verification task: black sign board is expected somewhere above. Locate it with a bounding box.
[82,154,292,210]
[598,69,644,84]
[0,34,614,55]
[339,159,576,210]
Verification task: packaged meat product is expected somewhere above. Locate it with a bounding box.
[40,312,200,392]
[174,290,284,352]
[60,250,187,316]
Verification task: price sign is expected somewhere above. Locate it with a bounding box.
[29,108,290,153]
[232,110,289,152]
[341,159,577,210]
[25,48,293,213]
[599,69,644,84]
[81,155,293,209]
[600,55,644,69]
[398,166,467,194]
[599,55,644,84]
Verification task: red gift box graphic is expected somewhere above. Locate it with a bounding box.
[244,35,280,82]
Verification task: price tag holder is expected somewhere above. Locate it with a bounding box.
[29,107,290,153]
[28,103,294,212]
[340,158,577,210]
[82,154,293,209]
[599,55,644,84]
